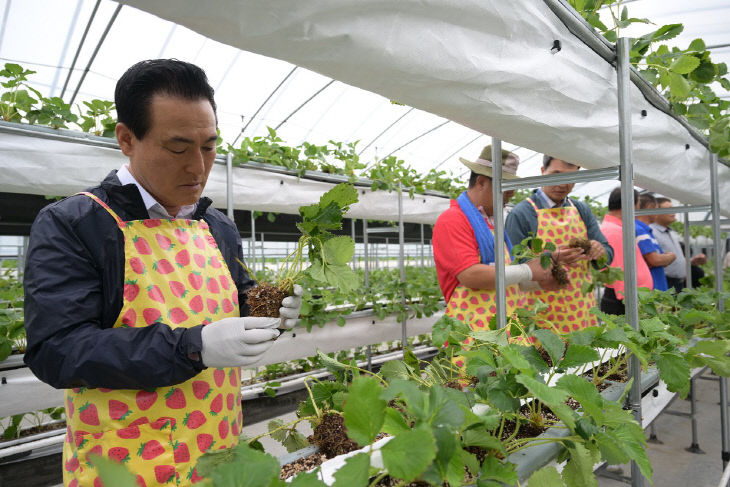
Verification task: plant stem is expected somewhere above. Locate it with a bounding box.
[368,472,389,487]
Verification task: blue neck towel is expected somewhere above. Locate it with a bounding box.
[457,191,512,265]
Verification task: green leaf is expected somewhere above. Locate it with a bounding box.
[478,456,519,485]
[89,455,137,487]
[556,375,604,422]
[382,406,411,435]
[317,350,349,373]
[516,375,575,429]
[612,423,653,479]
[562,444,598,487]
[501,344,534,372]
[323,236,355,265]
[559,345,600,368]
[208,443,281,487]
[669,55,700,75]
[595,431,630,465]
[320,183,359,209]
[691,60,717,84]
[656,352,690,396]
[344,376,387,445]
[534,329,566,365]
[381,426,436,482]
[688,38,706,52]
[668,72,692,99]
[332,453,370,487]
[529,466,565,487]
[461,428,504,452]
[379,360,412,382]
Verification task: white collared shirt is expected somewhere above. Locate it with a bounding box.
[117,165,197,219]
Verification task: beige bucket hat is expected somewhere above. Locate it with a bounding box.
[459,145,520,179]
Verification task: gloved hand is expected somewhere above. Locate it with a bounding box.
[279,284,304,330]
[201,317,281,367]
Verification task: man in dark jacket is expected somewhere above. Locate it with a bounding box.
[505,156,613,332]
[24,60,302,486]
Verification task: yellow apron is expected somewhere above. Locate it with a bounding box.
[445,246,522,367]
[63,193,241,487]
[523,198,597,334]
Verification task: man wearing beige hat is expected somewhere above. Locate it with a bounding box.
[505,155,613,334]
[432,146,561,340]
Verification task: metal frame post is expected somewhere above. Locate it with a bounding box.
[491,139,507,330]
[398,185,407,357]
[420,224,425,269]
[710,152,730,473]
[617,38,643,487]
[351,219,357,270]
[250,211,256,273]
[684,205,704,454]
[226,153,234,220]
[260,232,265,270]
[363,220,370,288]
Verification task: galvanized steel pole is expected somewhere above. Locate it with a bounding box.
[617,38,643,487]
[684,206,692,291]
[491,139,506,330]
[363,220,370,288]
[710,151,729,474]
[226,153,234,220]
[398,185,407,357]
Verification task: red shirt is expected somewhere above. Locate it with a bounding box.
[433,200,488,301]
[600,213,653,299]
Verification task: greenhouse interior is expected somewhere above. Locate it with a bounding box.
[2,0,730,486]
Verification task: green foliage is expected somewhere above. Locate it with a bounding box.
[89,454,137,487]
[569,2,730,157]
[343,376,387,445]
[0,267,25,360]
[273,183,360,294]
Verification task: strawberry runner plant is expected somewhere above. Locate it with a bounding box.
[245,183,361,318]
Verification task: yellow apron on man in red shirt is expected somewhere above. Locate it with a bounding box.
[63,192,241,487]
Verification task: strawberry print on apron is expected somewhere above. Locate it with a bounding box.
[63,193,241,487]
[445,246,522,367]
[523,198,597,334]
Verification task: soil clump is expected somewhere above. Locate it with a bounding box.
[246,283,287,317]
[309,413,360,458]
[568,238,593,254]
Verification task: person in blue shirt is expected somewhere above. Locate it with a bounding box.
[635,192,675,291]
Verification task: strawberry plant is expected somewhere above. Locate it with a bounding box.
[0,63,40,122]
[246,183,361,317]
[0,266,25,360]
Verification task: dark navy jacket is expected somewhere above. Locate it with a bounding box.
[23,171,255,390]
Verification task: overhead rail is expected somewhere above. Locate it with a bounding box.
[234,66,298,145]
[501,166,620,191]
[69,3,123,105]
[381,120,450,160]
[634,205,712,216]
[274,79,335,131]
[357,107,415,156]
[60,0,101,99]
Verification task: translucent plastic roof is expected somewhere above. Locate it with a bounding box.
[0,0,727,204]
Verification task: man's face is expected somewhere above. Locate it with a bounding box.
[638,202,657,224]
[473,176,514,212]
[655,201,676,226]
[117,94,217,214]
[541,159,578,203]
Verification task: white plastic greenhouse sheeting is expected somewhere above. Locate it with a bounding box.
[119,0,730,215]
[0,126,448,224]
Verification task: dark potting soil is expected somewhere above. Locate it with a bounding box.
[538,347,554,367]
[568,238,593,254]
[280,451,328,480]
[246,283,287,318]
[309,413,361,458]
[551,264,570,287]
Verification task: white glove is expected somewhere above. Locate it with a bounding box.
[200,317,281,367]
[279,284,303,330]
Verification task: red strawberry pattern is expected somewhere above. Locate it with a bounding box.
[63,203,241,487]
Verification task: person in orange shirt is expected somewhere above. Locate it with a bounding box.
[599,187,653,315]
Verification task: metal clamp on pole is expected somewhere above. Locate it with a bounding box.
[634,205,711,216]
[491,139,507,330]
[500,166,619,191]
[617,37,643,487]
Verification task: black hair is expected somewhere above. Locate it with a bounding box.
[468,171,493,189]
[608,186,639,211]
[543,155,579,170]
[638,192,657,209]
[115,59,217,140]
[656,197,672,206]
